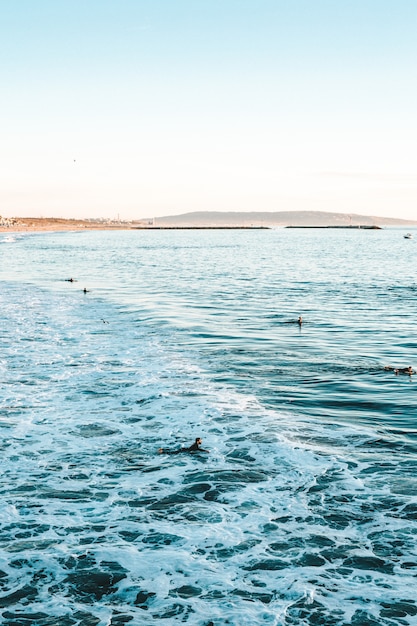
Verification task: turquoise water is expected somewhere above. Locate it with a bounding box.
[0,228,416,625]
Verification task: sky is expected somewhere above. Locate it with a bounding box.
[1,0,416,221]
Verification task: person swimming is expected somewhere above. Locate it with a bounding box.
[385,366,414,375]
[158,437,209,454]
[284,315,303,325]
[395,366,414,375]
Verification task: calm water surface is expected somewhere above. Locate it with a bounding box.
[0,228,416,625]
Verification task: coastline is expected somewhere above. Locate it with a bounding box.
[0,218,269,232]
[0,217,136,232]
[1,215,415,233]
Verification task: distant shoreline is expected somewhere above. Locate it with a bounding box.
[0,218,271,233]
[0,214,415,233]
[0,218,136,232]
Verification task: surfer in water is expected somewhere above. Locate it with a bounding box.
[158,437,209,454]
[285,315,303,325]
[384,365,415,376]
[395,366,414,375]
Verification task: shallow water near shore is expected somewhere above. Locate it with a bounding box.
[0,227,416,625]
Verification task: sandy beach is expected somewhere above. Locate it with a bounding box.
[0,217,139,232]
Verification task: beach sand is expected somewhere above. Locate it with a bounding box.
[0,217,140,232]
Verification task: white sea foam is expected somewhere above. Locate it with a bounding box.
[0,230,416,624]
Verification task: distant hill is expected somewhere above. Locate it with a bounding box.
[151,211,417,227]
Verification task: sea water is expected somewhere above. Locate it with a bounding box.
[0,227,416,626]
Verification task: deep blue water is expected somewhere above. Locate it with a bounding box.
[0,227,416,625]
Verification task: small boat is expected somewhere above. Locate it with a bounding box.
[404,233,413,239]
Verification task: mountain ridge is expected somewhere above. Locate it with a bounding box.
[150,211,417,227]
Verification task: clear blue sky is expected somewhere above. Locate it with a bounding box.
[1,0,416,220]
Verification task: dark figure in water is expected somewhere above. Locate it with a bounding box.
[285,315,303,325]
[83,288,89,293]
[385,366,415,376]
[395,366,414,375]
[65,278,77,282]
[158,437,209,454]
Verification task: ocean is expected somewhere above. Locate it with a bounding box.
[0,227,416,625]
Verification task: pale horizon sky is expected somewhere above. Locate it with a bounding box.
[1,0,416,221]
